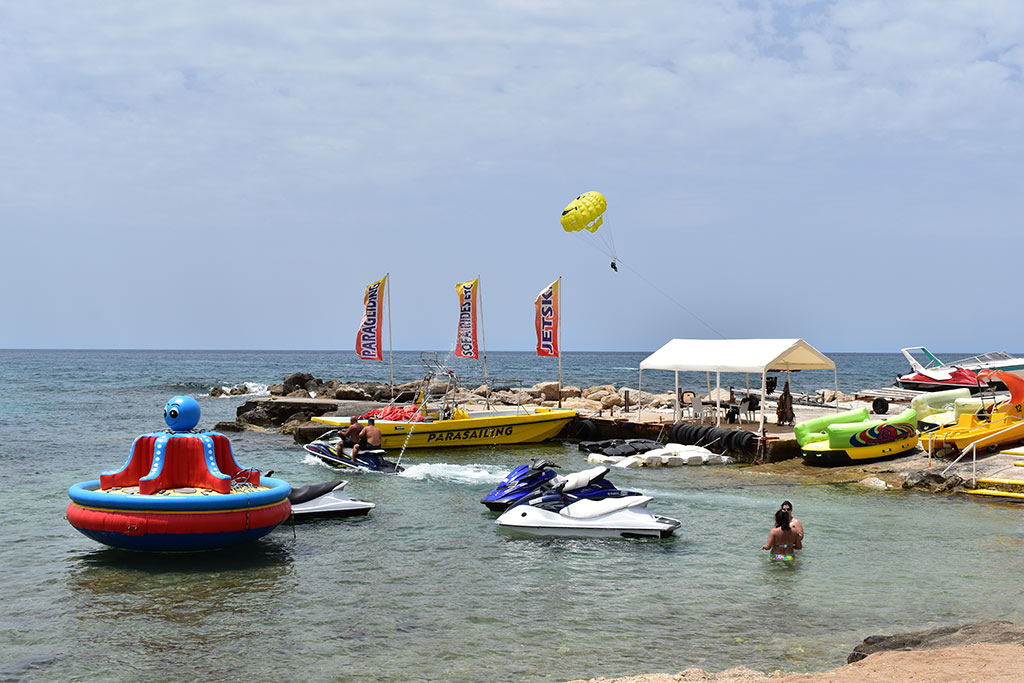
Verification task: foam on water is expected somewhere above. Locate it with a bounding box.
[398,462,508,484]
[212,381,270,397]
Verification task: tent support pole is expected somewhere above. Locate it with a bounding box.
[715,371,721,426]
[834,368,839,410]
[638,368,643,421]
[759,371,766,433]
[674,371,679,423]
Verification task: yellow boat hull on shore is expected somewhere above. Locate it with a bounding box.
[919,413,1024,453]
[313,407,578,449]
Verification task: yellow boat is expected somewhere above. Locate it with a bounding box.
[313,406,577,449]
[312,353,577,449]
[919,369,1024,454]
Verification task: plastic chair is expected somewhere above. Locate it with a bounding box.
[692,395,713,424]
[739,397,756,424]
[681,391,696,418]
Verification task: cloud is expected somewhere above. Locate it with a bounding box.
[2,1,1023,350]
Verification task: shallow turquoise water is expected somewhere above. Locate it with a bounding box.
[3,350,1024,681]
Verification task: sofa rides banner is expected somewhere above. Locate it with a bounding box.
[356,275,387,361]
[535,279,560,358]
[454,278,479,359]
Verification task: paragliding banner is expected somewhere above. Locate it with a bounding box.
[455,278,479,359]
[535,279,559,358]
[356,275,386,361]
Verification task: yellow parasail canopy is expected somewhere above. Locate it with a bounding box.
[560,191,607,233]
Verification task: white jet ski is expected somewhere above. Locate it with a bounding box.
[494,465,680,539]
[288,480,375,520]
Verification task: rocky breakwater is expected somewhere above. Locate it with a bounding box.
[219,372,684,441]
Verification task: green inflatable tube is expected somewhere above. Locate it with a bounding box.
[826,408,918,448]
[794,408,869,447]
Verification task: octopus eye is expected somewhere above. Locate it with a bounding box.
[169,408,179,419]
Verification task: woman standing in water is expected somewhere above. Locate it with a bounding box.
[761,508,801,562]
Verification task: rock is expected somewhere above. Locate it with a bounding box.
[536,381,561,401]
[209,386,225,397]
[901,469,965,492]
[586,390,611,402]
[279,412,311,435]
[268,384,285,396]
[229,385,249,396]
[559,385,582,399]
[848,620,1024,663]
[857,476,890,489]
[583,384,616,399]
[212,421,243,432]
[237,406,274,427]
[283,372,314,393]
[601,394,624,409]
[334,384,372,400]
[286,389,311,398]
[561,397,602,411]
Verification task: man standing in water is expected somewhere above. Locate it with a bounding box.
[351,417,382,460]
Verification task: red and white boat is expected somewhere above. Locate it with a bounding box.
[896,347,989,393]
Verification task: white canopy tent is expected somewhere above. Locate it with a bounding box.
[637,338,838,429]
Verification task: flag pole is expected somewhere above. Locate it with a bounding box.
[386,272,394,398]
[557,276,563,408]
[478,275,489,408]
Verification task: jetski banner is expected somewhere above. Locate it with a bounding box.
[535,279,560,357]
[454,278,479,359]
[356,275,386,361]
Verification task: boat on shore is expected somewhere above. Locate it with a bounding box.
[896,347,989,393]
[796,407,919,466]
[896,346,1024,392]
[312,353,577,449]
[919,369,1024,455]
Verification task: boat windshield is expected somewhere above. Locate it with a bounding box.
[948,351,1017,366]
[902,347,944,371]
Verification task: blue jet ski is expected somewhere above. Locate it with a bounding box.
[304,432,404,474]
[481,459,637,512]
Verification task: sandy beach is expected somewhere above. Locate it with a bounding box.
[570,642,1024,681]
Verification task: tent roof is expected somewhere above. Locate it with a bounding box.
[639,338,835,374]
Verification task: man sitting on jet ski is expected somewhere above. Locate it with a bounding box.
[340,416,364,449]
[351,418,382,461]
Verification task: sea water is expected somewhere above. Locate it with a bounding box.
[2,349,1024,682]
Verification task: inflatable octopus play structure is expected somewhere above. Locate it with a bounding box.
[67,396,291,551]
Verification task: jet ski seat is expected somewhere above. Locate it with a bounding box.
[289,480,346,505]
[560,495,652,519]
[556,466,609,493]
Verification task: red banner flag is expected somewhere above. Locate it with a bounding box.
[356,275,386,361]
[535,279,559,357]
[454,278,479,359]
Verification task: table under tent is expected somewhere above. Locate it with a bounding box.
[637,338,839,430]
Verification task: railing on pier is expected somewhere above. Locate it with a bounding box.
[938,421,1024,487]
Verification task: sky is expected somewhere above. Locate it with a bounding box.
[2,1,1023,353]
